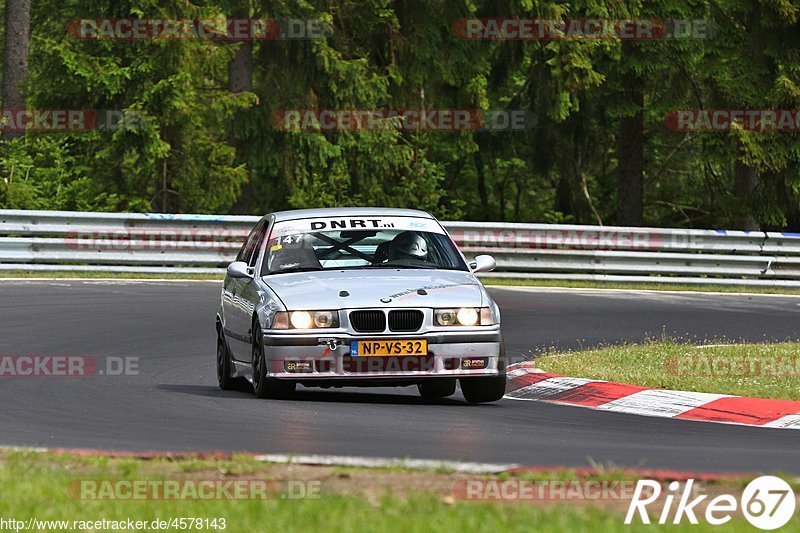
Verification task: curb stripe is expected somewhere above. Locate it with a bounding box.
[253,454,519,474]
[505,363,800,429]
[676,397,800,425]
[764,415,800,429]
[506,369,553,393]
[504,466,751,483]
[552,381,647,408]
[506,377,595,401]
[597,390,730,417]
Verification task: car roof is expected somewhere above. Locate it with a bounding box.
[269,207,436,222]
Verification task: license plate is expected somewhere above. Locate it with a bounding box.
[350,340,428,356]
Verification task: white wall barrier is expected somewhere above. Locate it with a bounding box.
[2,210,800,285]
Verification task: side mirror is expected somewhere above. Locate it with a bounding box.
[469,254,496,273]
[227,261,253,279]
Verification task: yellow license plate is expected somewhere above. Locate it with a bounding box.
[351,340,428,356]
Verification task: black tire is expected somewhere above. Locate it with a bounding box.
[217,329,251,391]
[417,379,456,399]
[460,375,507,404]
[217,330,236,390]
[252,324,296,399]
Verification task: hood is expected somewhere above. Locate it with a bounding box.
[262,269,484,310]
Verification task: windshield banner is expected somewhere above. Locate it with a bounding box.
[272,216,445,236]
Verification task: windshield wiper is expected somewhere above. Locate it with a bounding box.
[365,263,438,269]
[265,266,325,275]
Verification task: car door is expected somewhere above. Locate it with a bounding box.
[224,218,268,360]
[234,221,273,363]
[222,230,250,343]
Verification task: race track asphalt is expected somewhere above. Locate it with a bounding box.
[1,280,798,473]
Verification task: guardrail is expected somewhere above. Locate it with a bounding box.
[1,209,800,286]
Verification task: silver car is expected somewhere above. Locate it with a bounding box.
[216,207,505,403]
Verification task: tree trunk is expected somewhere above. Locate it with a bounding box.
[2,0,31,141]
[616,53,644,226]
[732,159,760,230]
[555,117,591,224]
[227,5,255,214]
[473,151,489,220]
[554,174,573,218]
[783,171,800,232]
[228,43,253,94]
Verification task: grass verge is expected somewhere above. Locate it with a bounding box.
[0,450,794,532]
[0,270,222,280]
[3,271,800,295]
[534,341,800,400]
[481,277,800,295]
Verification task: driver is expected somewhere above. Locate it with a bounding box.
[387,231,428,261]
[268,234,322,271]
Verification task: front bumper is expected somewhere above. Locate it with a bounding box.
[261,328,503,380]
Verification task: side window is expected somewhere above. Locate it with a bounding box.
[247,221,269,267]
[236,220,266,264]
[235,238,249,263]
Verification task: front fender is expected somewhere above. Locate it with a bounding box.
[253,279,285,333]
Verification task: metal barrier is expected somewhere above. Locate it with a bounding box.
[2,209,800,285]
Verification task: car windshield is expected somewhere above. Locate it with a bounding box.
[260,216,468,275]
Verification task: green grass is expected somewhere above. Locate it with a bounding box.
[0,270,222,280]
[535,341,800,400]
[4,271,800,295]
[481,277,800,295]
[0,451,791,532]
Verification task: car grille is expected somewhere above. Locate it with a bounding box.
[349,310,386,332]
[388,310,424,332]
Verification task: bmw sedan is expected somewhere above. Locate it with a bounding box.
[216,207,506,403]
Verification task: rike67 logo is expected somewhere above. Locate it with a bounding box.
[625,476,796,530]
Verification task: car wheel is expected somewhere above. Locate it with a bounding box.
[217,330,235,390]
[459,375,507,404]
[417,379,456,399]
[252,324,296,399]
[217,330,251,391]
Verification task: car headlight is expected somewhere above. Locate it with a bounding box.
[290,311,313,329]
[312,310,335,328]
[272,310,340,329]
[456,307,479,326]
[434,307,494,326]
[435,309,457,326]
